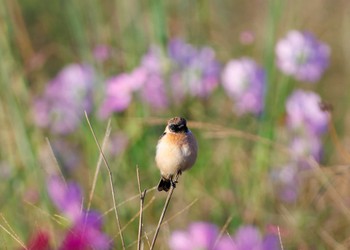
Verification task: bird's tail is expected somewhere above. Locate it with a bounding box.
[157,178,171,192]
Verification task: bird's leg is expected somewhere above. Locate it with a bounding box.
[170,171,182,188]
[170,176,176,188]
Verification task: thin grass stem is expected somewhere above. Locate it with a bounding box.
[87,119,112,212]
[136,166,147,250]
[0,220,26,249]
[150,174,179,250]
[127,198,198,248]
[213,215,233,248]
[84,112,125,250]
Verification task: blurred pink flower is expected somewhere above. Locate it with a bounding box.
[169,222,280,250]
[276,30,330,82]
[140,74,168,108]
[272,164,300,203]
[47,177,111,249]
[169,222,234,250]
[33,64,94,134]
[99,68,147,118]
[47,176,83,223]
[139,46,169,109]
[234,225,280,250]
[24,230,51,250]
[141,45,166,73]
[60,211,110,250]
[46,64,94,112]
[289,135,323,163]
[221,57,266,115]
[168,39,221,99]
[286,90,329,136]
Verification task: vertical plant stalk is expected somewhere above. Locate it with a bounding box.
[136,167,147,250]
[150,174,179,250]
[277,226,284,250]
[248,0,284,212]
[84,112,126,250]
[87,119,112,212]
[150,0,167,46]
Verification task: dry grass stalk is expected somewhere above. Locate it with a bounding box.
[84,112,125,250]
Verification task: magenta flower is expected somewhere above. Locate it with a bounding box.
[47,177,111,249]
[99,67,147,118]
[169,222,234,250]
[168,39,221,98]
[276,30,330,82]
[286,90,329,136]
[23,230,51,250]
[47,176,83,223]
[60,211,110,250]
[221,57,266,115]
[33,64,94,134]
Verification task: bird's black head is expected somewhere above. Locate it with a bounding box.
[167,117,188,133]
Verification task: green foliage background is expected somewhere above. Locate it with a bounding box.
[1,0,350,249]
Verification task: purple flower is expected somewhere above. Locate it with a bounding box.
[169,223,280,250]
[34,97,81,134]
[289,135,323,163]
[47,177,111,249]
[33,64,94,134]
[141,45,166,74]
[272,164,300,203]
[60,211,110,250]
[234,226,262,250]
[98,67,147,118]
[234,225,280,250]
[140,74,168,108]
[286,90,329,136]
[139,46,169,108]
[221,57,266,115]
[169,222,234,250]
[168,39,221,98]
[276,30,330,82]
[47,64,94,112]
[47,177,83,223]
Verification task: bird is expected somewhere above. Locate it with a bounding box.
[155,117,198,192]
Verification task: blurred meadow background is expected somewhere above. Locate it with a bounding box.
[1,0,350,249]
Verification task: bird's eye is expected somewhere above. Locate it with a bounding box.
[169,124,177,131]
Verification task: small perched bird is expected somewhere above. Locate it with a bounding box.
[155,117,198,192]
